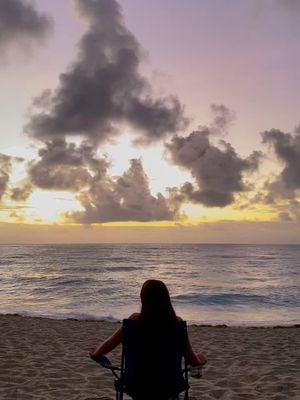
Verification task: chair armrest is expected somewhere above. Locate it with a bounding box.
[92,355,121,371]
[189,364,203,378]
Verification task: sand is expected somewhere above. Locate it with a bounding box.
[0,314,299,400]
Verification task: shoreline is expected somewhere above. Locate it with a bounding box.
[2,312,300,329]
[1,313,300,399]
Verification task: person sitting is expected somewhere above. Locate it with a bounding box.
[90,279,207,399]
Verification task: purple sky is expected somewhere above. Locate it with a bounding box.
[2,0,300,152]
[1,0,300,242]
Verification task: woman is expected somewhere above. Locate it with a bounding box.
[90,279,207,366]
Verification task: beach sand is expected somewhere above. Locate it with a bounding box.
[1,314,299,400]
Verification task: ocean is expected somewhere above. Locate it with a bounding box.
[0,244,299,326]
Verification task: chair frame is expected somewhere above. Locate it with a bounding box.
[94,319,191,400]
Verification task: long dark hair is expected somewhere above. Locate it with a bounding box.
[140,280,177,324]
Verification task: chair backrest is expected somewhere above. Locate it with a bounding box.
[121,318,188,399]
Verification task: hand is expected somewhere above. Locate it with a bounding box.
[197,353,207,366]
[89,346,98,359]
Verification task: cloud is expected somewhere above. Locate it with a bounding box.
[209,104,236,135]
[260,128,300,221]
[0,0,52,52]
[276,200,299,222]
[25,0,188,145]
[10,181,33,201]
[262,129,300,193]
[0,153,24,200]
[27,140,180,223]
[233,127,300,222]
[27,138,109,191]
[274,199,300,223]
[0,154,12,199]
[166,130,262,207]
[69,158,181,223]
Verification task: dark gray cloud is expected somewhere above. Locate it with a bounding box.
[260,129,300,221]
[0,154,12,199]
[262,129,300,192]
[209,104,236,135]
[28,139,109,191]
[0,0,52,51]
[166,130,262,207]
[69,158,180,223]
[26,0,188,145]
[10,181,32,201]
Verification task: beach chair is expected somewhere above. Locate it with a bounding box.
[94,318,190,400]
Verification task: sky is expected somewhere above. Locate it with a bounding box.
[1,0,300,243]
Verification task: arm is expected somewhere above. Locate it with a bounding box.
[89,313,139,359]
[176,315,207,366]
[89,327,122,359]
[186,336,207,366]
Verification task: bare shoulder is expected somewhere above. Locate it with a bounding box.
[128,312,140,320]
[176,315,183,322]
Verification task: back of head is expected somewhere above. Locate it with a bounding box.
[140,279,177,325]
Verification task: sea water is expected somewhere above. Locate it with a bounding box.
[0,244,299,326]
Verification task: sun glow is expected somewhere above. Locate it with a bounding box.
[20,193,278,226]
[27,191,82,223]
[181,203,278,224]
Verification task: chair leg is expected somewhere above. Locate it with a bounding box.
[116,390,123,400]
